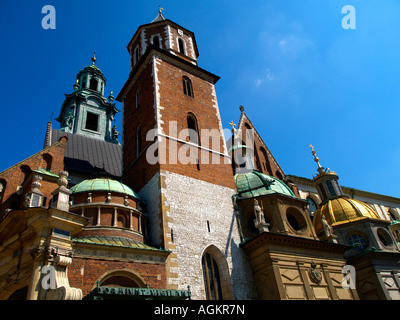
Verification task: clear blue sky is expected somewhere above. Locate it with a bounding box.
[1,1,399,197]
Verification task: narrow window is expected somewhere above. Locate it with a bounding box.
[326,180,336,197]
[81,77,87,89]
[178,38,186,54]
[182,77,194,97]
[135,90,141,109]
[153,36,160,48]
[134,46,140,65]
[136,125,142,157]
[187,113,199,144]
[85,112,99,132]
[90,78,98,91]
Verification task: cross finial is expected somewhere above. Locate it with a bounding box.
[91,51,96,64]
[229,121,237,134]
[309,144,322,168]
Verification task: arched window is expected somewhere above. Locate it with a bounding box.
[20,165,31,185]
[187,113,199,144]
[133,46,140,66]
[202,252,223,300]
[90,78,98,91]
[42,154,52,171]
[81,76,87,89]
[136,125,142,157]
[152,35,160,48]
[117,214,127,228]
[178,38,186,55]
[182,77,194,97]
[259,147,272,175]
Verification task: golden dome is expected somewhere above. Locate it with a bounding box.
[313,196,383,236]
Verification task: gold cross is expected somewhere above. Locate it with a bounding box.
[229,121,237,134]
[309,144,321,166]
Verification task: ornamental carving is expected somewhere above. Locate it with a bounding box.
[308,262,322,285]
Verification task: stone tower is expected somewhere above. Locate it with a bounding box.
[116,10,256,299]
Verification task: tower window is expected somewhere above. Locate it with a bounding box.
[187,113,199,144]
[178,38,186,55]
[90,78,98,91]
[85,112,99,132]
[136,125,142,157]
[153,36,160,48]
[135,90,141,109]
[182,77,194,97]
[134,46,140,65]
[326,180,336,197]
[81,77,87,89]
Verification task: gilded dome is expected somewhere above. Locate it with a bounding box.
[70,178,140,200]
[234,170,296,199]
[313,196,383,236]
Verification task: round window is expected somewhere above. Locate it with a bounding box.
[286,208,307,232]
[348,234,368,252]
[377,228,393,247]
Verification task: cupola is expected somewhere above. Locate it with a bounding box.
[69,178,144,242]
[55,54,120,144]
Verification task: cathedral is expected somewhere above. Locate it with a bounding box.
[0,10,400,300]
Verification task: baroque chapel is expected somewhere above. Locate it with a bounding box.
[0,11,400,300]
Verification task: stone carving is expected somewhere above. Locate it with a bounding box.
[253,199,270,233]
[112,125,120,141]
[254,199,265,224]
[309,262,323,285]
[57,171,69,188]
[322,215,333,237]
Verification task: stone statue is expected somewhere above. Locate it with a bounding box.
[321,215,333,237]
[254,199,265,224]
[112,125,120,140]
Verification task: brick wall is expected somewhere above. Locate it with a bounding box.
[69,255,167,296]
[0,137,67,216]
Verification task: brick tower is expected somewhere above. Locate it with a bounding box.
[116,10,255,299]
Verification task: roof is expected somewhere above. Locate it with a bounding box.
[70,178,139,199]
[313,196,385,236]
[51,129,122,178]
[73,235,166,252]
[235,170,297,199]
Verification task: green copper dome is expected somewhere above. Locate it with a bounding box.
[234,170,296,199]
[70,178,140,200]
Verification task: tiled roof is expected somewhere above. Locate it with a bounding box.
[51,129,122,178]
[73,236,166,252]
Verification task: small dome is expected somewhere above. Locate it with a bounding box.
[313,196,383,236]
[70,178,140,200]
[234,170,296,199]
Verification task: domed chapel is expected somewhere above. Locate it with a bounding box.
[0,9,400,300]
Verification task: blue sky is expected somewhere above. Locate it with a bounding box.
[1,1,399,197]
